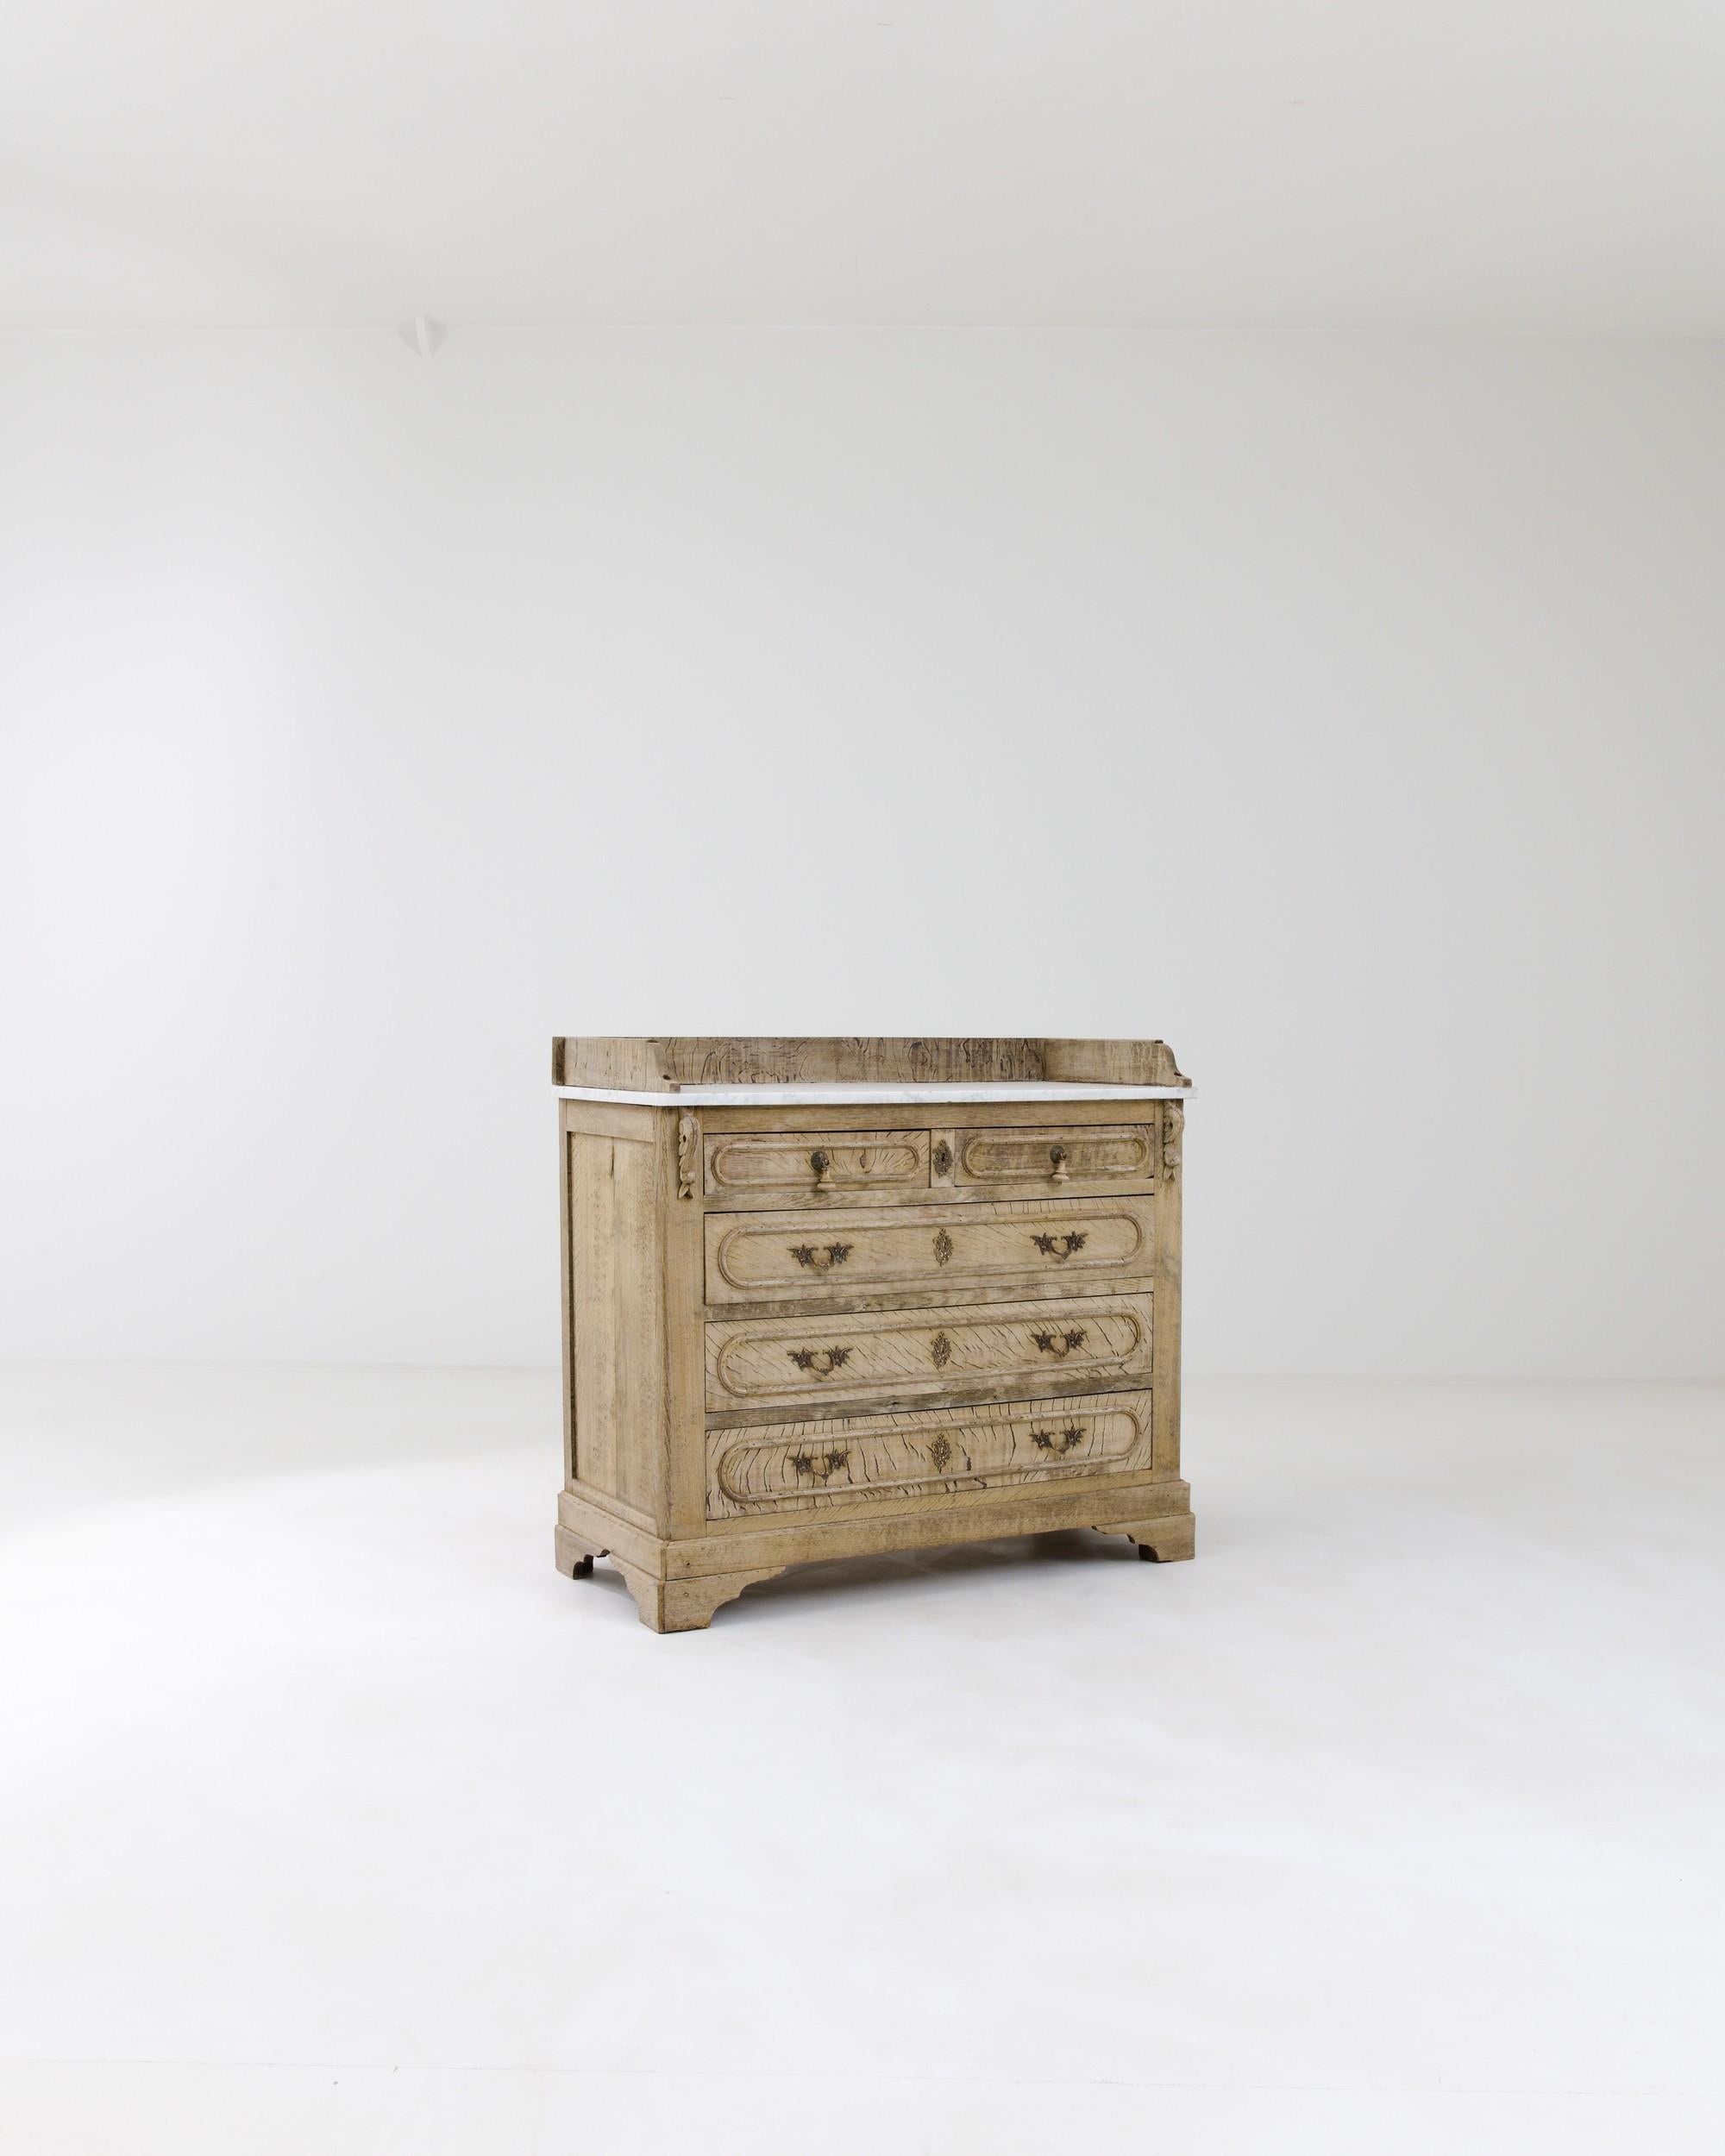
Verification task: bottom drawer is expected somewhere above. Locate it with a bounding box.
[706,1388,1156,1520]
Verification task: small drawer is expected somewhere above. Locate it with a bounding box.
[706,1388,1157,1518]
[703,1197,1155,1306]
[706,1292,1151,1411]
[948,1122,1155,1192]
[704,1128,929,1200]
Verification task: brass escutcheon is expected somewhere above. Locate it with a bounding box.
[789,1446,851,1483]
[788,1345,851,1378]
[1031,1425,1085,1457]
[1032,1326,1087,1360]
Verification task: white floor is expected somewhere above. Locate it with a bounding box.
[2,1366,1721,2155]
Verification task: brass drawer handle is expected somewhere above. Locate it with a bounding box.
[791,1242,852,1272]
[810,1149,835,1191]
[787,1345,851,1378]
[1049,1144,1070,1182]
[1032,1326,1086,1360]
[1032,1425,1085,1457]
[788,1445,850,1484]
[1031,1232,1088,1261]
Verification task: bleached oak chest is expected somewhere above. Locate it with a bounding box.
[551,1037,1194,1631]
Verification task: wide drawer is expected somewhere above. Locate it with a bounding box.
[706,1293,1151,1412]
[703,1196,1155,1306]
[706,1388,1157,1518]
[947,1122,1155,1191]
[704,1127,929,1200]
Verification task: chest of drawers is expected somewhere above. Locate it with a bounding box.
[550,1037,1195,1631]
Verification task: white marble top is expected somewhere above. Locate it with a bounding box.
[553,1081,1191,1106]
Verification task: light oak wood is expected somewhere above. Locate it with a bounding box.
[557,1522,787,1632]
[559,1474,1193,1575]
[692,1113,1160,1210]
[706,1388,1157,1520]
[704,1195,1155,1305]
[952,1121,1154,1191]
[612,1559,788,1633]
[693,1099,1179,1215]
[553,1038,1192,1628]
[555,1037,1190,1090]
[564,1112,668,1526]
[702,1097,1185,1131]
[553,1524,604,1577]
[1113,1515,1197,1562]
[705,1293,1151,1414]
[704,1127,930,1200]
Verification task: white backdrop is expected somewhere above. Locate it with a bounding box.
[3,329,1721,1374]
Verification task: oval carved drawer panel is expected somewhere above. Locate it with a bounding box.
[703,1197,1155,1305]
[706,1293,1152,1410]
[704,1127,929,1200]
[706,1389,1157,1518]
[952,1123,1154,1189]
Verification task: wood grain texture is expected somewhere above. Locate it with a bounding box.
[1114,1514,1196,1562]
[691,1100,1170,1207]
[560,1476,1194,1576]
[1040,1039,1189,1087]
[706,1388,1156,1520]
[610,1558,787,1633]
[704,1127,929,1200]
[700,1099,1184,1132]
[554,1037,1189,1090]
[554,1523,605,1576]
[661,1107,712,1539]
[704,1195,1155,1305]
[953,1121,1154,1191]
[554,1041,1192,1625]
[567,1125,668,1526]
[559,1099,662,1143]
[705,1292,1151,1413]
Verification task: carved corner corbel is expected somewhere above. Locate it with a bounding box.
[676,1112,699,1200]
[1161,1101,1183,1183]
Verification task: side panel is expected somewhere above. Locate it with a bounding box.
[567,1112,668,1526]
